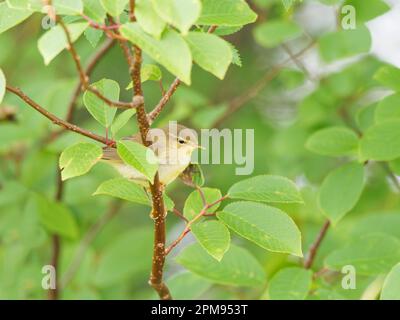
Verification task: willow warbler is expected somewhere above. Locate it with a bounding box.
[102,124,201,186]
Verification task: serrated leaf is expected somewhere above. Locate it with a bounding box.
[319,25,372,62]
[0,69,5,104]
[268,267,313,300]
[318,162,365,225]
[117,140,159,183]
[176,243,266,287]
[83,0,106,22]
[33,193,78,239]
[0,3,32,35]
[191,220,230,261]
[110,109,136,137]
[38,22,88,65]
[100,0,128,17]
[374,65,400,92]
[94,178,174,210]
[120,23,192,85]
[59,142,102,181]
[375,93,400,124]
[83,78,120,128]
[229,43,242,67]
[360,120,400,161]
[253,20,302,48]
[228,175,303,204]
[183,188,222,220]
[325,234,400,275]
[198,0,257,26]
[185,32,232,79]
[217,201,303,256]
[151,0,201,34]
[381,263,400,300]
[306,127,359,157]
[135,0,166,38]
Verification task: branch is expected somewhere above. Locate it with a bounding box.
[303,219,331,269]
[59,20,142,109]
[60,201,122,288]
[212,40,316,127]
[165,195,228,255]
[6,86,115,146]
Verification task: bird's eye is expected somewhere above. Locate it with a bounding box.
[178,138,185,144]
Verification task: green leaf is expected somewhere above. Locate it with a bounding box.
[217,201,303,256]
[325,234,400,275]
[100,0,128,17]
[59,142,102,181]
[117,140,159,183]
[344,0,390,23]
[38,22,88,65]
[120,23,192,84]
[84,0,106,22]
[374,65,400,92]
[93,178,149,205]
[356,103,377,132]
[198,0,257,26]
[191,220,230,261]
[127,64,162,88]
[166,272,212,300]
[176,243,265,287]
[319,25,372,62]
[0,3,32,35]
[84,28,103,47]
[375,93,400,124]
[151,0,201,34]
[185,32,232,79]
[253,20,302,48]
[0,69,5,104]
[214,26,242,36]
[94,178,175,211]
[83,78,120,128]
[34,194,78,239]
[7,0,84,15]
[306,127,359,156]
[110,109,136,137]
[381,263,400,300]
[94,228,152,286]
[360,120,400,161]
[318,162,365,225]
[179,163,205,188]
[135,0,166,38]
[228,175,303,204]
[53,0,84,15]
[183,188,222,220]
[268,267,313,300]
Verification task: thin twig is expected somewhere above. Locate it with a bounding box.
[165,195,228,255]
[60,201,123,288]
[59,20,141,109]
[172,208,189,223]
[6,86,114,146]
[212,41,316,127]
[304,220,331,269]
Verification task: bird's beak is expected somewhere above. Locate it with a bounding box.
[195,144,205,150]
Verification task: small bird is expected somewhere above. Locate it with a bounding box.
[102,124,201,187]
